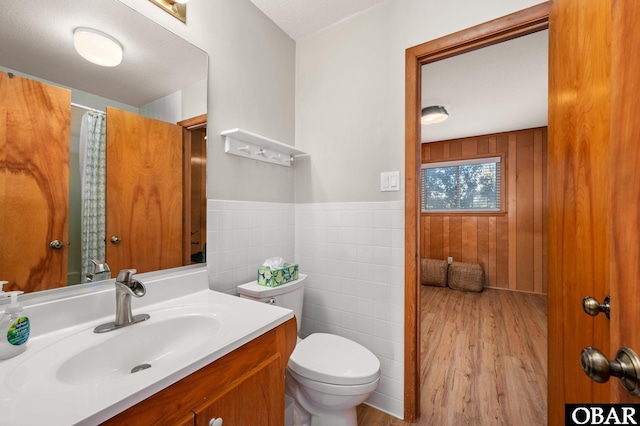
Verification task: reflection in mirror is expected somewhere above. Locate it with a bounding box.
[0,0,208,293]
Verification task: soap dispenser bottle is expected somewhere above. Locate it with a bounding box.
[0,291,30,360]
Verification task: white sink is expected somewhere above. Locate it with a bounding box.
[56,310,222,385]
[8,304,230,391]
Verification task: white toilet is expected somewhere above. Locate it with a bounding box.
[238,274,380,426]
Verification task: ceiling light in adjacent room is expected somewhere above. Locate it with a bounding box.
[421,105,449,125]
[73,28,123,67]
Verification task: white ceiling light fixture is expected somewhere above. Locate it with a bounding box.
[421,105,449,125]
[73,28,123,67]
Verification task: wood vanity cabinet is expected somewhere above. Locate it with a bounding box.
[101,317,297,426]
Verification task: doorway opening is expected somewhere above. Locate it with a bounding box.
[403,3,551,422]
[180,114,208,266]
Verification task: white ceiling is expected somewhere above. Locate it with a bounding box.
[249,0,387,40]
[250,1,548,144]
[421,30,549,143]
[0,0,207,107]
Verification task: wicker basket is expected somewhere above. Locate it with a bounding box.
[448,262,484,292]
[420,258,448,287]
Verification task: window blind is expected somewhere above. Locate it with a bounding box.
[421,157,501,212]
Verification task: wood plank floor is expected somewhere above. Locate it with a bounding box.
[357,286,547,425]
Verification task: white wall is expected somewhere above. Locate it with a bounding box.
[294,0,546,417]
[295,0,546,203]
[139,78,207,124]
[118,0,296,203]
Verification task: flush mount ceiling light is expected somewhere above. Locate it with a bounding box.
[421,105,449,125]
[149,0,188,23]
[73,28,123,67]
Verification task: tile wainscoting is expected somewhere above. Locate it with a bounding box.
[295,201,405,417]
[207,199,404,418]
[206,200,295,294]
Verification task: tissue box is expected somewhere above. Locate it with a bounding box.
[257,263,299,287]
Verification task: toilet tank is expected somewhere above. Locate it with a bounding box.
[237,274,306,333]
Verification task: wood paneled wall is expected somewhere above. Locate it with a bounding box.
[421,127,547,294]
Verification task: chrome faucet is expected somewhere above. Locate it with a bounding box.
[86,259,111,282]
[94,269,150,333]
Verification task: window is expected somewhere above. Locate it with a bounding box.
[421,156,502,212]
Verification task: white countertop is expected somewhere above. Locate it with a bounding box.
[0,267,293,425]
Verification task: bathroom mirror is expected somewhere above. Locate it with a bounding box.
[0,0,208,292]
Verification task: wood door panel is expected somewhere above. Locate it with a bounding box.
[548,0,613,422]
[610,0,640,404]
[0,73,70,292]
[105,107,182,274]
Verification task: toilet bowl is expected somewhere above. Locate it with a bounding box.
[286,333,380,426]
[237,275,381,426]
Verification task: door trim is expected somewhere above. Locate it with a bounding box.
[403,3,551,421]
[178,114,207,265]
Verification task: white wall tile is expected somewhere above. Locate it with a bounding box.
[356,210,374,228]
[208,200,405,416]
[373,210,392,229]
[207,200,295,293]
[294,201,405,416]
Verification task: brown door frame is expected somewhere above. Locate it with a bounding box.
[178,114,207,266]
[403,3,551,421]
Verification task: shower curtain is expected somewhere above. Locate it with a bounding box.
[79,111,107,283]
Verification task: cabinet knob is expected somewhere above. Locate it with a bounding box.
[110,236,122,244]
[209,418,223,426]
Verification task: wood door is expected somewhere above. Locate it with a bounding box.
[548,0,613,421]
[0,72,70,292]
[105,107,183,274]
[609,0,640,405]
[549,0,640,422]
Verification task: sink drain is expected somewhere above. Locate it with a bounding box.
[131,363,152,374]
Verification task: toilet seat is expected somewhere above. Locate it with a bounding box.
[289,333,380,386]
[287,369,380,397]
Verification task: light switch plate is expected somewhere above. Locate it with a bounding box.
[380,171,400,192]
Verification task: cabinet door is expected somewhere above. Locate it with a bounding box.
[194,356,284,426]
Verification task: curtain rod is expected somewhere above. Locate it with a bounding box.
[71,102,105,114]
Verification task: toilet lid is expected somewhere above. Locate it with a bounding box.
[289,333,380,386]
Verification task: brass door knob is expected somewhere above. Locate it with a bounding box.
[581,347,640,397]
[110,236,122,244]
[583,295,610,319]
